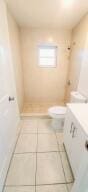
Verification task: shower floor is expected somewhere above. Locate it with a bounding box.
[22,103,64,116]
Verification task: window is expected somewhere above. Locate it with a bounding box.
[38,45,57,67]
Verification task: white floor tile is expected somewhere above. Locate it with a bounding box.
[21,119,38,134]
[4,117,74,190]
[4,186,35,192]
[56,133,65,151]
[15,134,37,153]
[36,184,68,192]
[38,119,54,134]
[6,154,36,186]
[36,152,65,185]
[37,134,58,152]
[60,152,74,183]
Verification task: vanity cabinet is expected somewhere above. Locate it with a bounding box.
[64,108,87,178]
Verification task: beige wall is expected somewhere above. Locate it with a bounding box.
[21,28,71,104]
[66,14,88,102]
[6,10,88,106]
[78,14,88,98]
[7,8,24,112]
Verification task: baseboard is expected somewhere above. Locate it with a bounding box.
[0,120,21,192]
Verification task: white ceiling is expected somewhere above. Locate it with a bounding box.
[6,0,88,29]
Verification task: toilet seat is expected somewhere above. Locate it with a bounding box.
[48,106,66,119]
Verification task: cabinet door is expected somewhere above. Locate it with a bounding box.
[70,116,87,178]
[64,108,74,162]
[64,108,87,179]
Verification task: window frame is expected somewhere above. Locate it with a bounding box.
[38,44,57,68]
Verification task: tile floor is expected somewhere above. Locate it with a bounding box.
[4,118,74,192]
[22,103,64,114]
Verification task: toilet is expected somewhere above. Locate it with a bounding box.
[48,91,87,130]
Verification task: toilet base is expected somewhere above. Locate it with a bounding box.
[51,118,64,131]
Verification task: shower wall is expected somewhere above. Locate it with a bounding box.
[20,28,71,105]
[66,13,88,102]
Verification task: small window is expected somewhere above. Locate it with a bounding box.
[38,45,57,67]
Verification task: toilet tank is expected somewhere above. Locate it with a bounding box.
[70,91,87,103]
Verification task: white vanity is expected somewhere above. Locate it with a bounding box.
[64,103,88,179]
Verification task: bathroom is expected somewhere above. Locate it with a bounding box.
[0,0,88,191]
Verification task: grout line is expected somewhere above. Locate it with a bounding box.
[66,183,74,192]
[36,133,55,135]
[14,152,37,154]
[20,133,38,135]
[14,151,59,154]
[66,184,69,192]
[55,132,74,192]
[55,132,69,192]
[5,181,74,187]
[20,132,56,135]
[60,155,69,192]
[35,119,39,192]
[63,144,74,181]
[5,185,35,187]
[2,122,23,192]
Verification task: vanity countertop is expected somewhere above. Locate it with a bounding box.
[67,103,88,136]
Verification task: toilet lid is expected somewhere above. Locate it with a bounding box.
[49,106,66,115]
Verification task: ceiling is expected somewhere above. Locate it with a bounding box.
[6,0,88,29]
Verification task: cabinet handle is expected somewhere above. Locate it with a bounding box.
[85,141,88,151]
[72,127,75,138]
[70,122,74,133]
[9,96,15,102]
[72,127,77,138]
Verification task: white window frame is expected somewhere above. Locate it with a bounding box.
[38,45,57,68]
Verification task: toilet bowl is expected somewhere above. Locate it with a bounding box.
[48,106,66,130]
[48,91,87,130]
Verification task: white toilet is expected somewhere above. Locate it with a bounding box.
[48,91,87,130]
